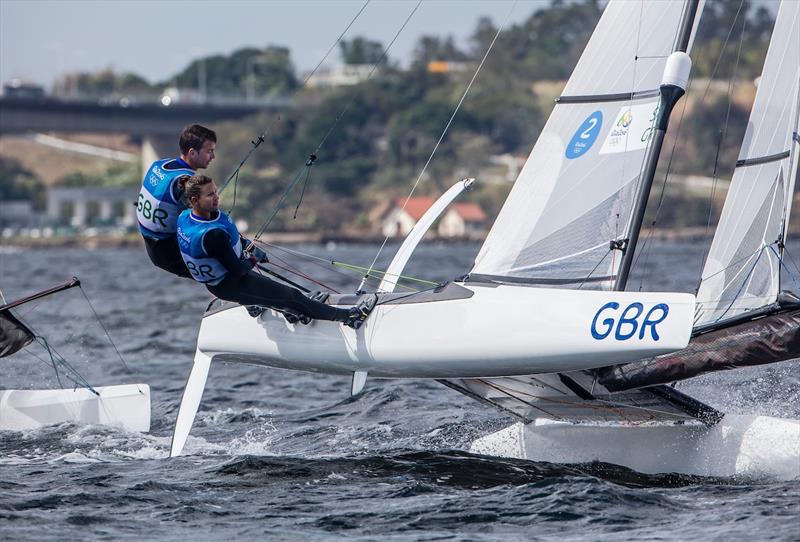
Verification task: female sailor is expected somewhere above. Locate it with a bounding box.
[176,174,375,329]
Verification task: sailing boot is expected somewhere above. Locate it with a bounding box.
[344,293,378,330]
[246,305,265,318]
[282,310,312,325]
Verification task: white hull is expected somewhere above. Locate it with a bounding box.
[199,285,695,378]
[0,384,151,432]
[470,415,800,480]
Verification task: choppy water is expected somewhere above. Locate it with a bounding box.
[0,242,798,541]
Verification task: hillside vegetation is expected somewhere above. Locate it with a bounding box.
[7,0,775,234]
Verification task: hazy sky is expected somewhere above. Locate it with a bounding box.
[0,0,550,89]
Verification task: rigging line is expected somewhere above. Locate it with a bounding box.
[781,243,800,278]
[218,0,372,197]
[577,248,613,291]
[299,0,372,89]
[699,10,748,284]
[262,241,438,287]
[363,0,518,283]
[21,338,97,393]
[771,244,800,290]
[252,163,311,240]
[77,286,140,394]
[710,246,766,324]
[334,261,437,286]
[40,336,63,390]
[698,240,773,285]
[312,0,422,156]
[254,263,323,294]
[292,164,313,219]
[692,0,747,281]
[264,245,362,284]
[263,258,339,293]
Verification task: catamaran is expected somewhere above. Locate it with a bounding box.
[170,0,800,478]
[0,278,150,432]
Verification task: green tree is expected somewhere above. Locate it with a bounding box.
[0,157,44,209]
[412,35,469,67]
[339,37,385,65]
[171,46,298,97]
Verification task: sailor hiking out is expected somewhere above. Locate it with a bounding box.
[137,124,217,278]
[176,174,376,329]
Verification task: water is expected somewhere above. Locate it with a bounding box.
[1,243,798,541]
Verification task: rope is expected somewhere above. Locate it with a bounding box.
[578,248,614,290]
[310,1,422,157]
[219,0,372,198]
[77,286,141,396]
[362,0,518,288]
[694,0,747,286]
[249,1,421,241]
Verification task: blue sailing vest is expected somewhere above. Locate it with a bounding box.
[176,210,242,285]
[137,158,195,240]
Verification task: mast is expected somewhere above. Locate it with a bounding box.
[614,0,700,291]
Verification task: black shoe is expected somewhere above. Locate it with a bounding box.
[283,310,312,325]
[344,294,378,330]
[283,311,301,324]
[246,305,264,318]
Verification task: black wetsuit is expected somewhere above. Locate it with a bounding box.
[203,229,350,321]
[144,236,193,279]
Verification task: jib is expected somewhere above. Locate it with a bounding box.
[590,302,669,341]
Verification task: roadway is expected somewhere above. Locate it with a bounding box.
[0,96,291,136]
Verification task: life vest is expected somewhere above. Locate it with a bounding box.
[137,158,194,239]
[176,209,242,285]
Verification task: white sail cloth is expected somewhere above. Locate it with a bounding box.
[695,1,800,327]
[471,0,702,288]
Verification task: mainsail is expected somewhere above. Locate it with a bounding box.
[695,0,800,328]
[470,0,702,288]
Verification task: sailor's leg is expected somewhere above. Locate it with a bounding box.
[143,236,193,279]
[210,272,350,322]
[170,348,212,457]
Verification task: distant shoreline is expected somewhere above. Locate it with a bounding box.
[1,227,734,250]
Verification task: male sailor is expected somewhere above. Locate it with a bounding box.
[176,174,377,329]
[137,124,217,278]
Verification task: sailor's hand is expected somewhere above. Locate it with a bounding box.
[251,246,269,263]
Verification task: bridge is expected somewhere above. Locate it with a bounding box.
[0,96,291,136]
[0,95,294,230]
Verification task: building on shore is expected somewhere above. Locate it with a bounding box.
[376,196,487,240]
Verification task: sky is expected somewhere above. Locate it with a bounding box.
[0,0,551,90]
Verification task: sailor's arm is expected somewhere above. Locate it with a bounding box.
[203,229,255,278]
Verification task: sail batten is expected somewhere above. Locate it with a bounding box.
[736,150,791,167]
[556,89,661,104]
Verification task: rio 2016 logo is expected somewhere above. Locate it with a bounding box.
[590,302,670,341]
